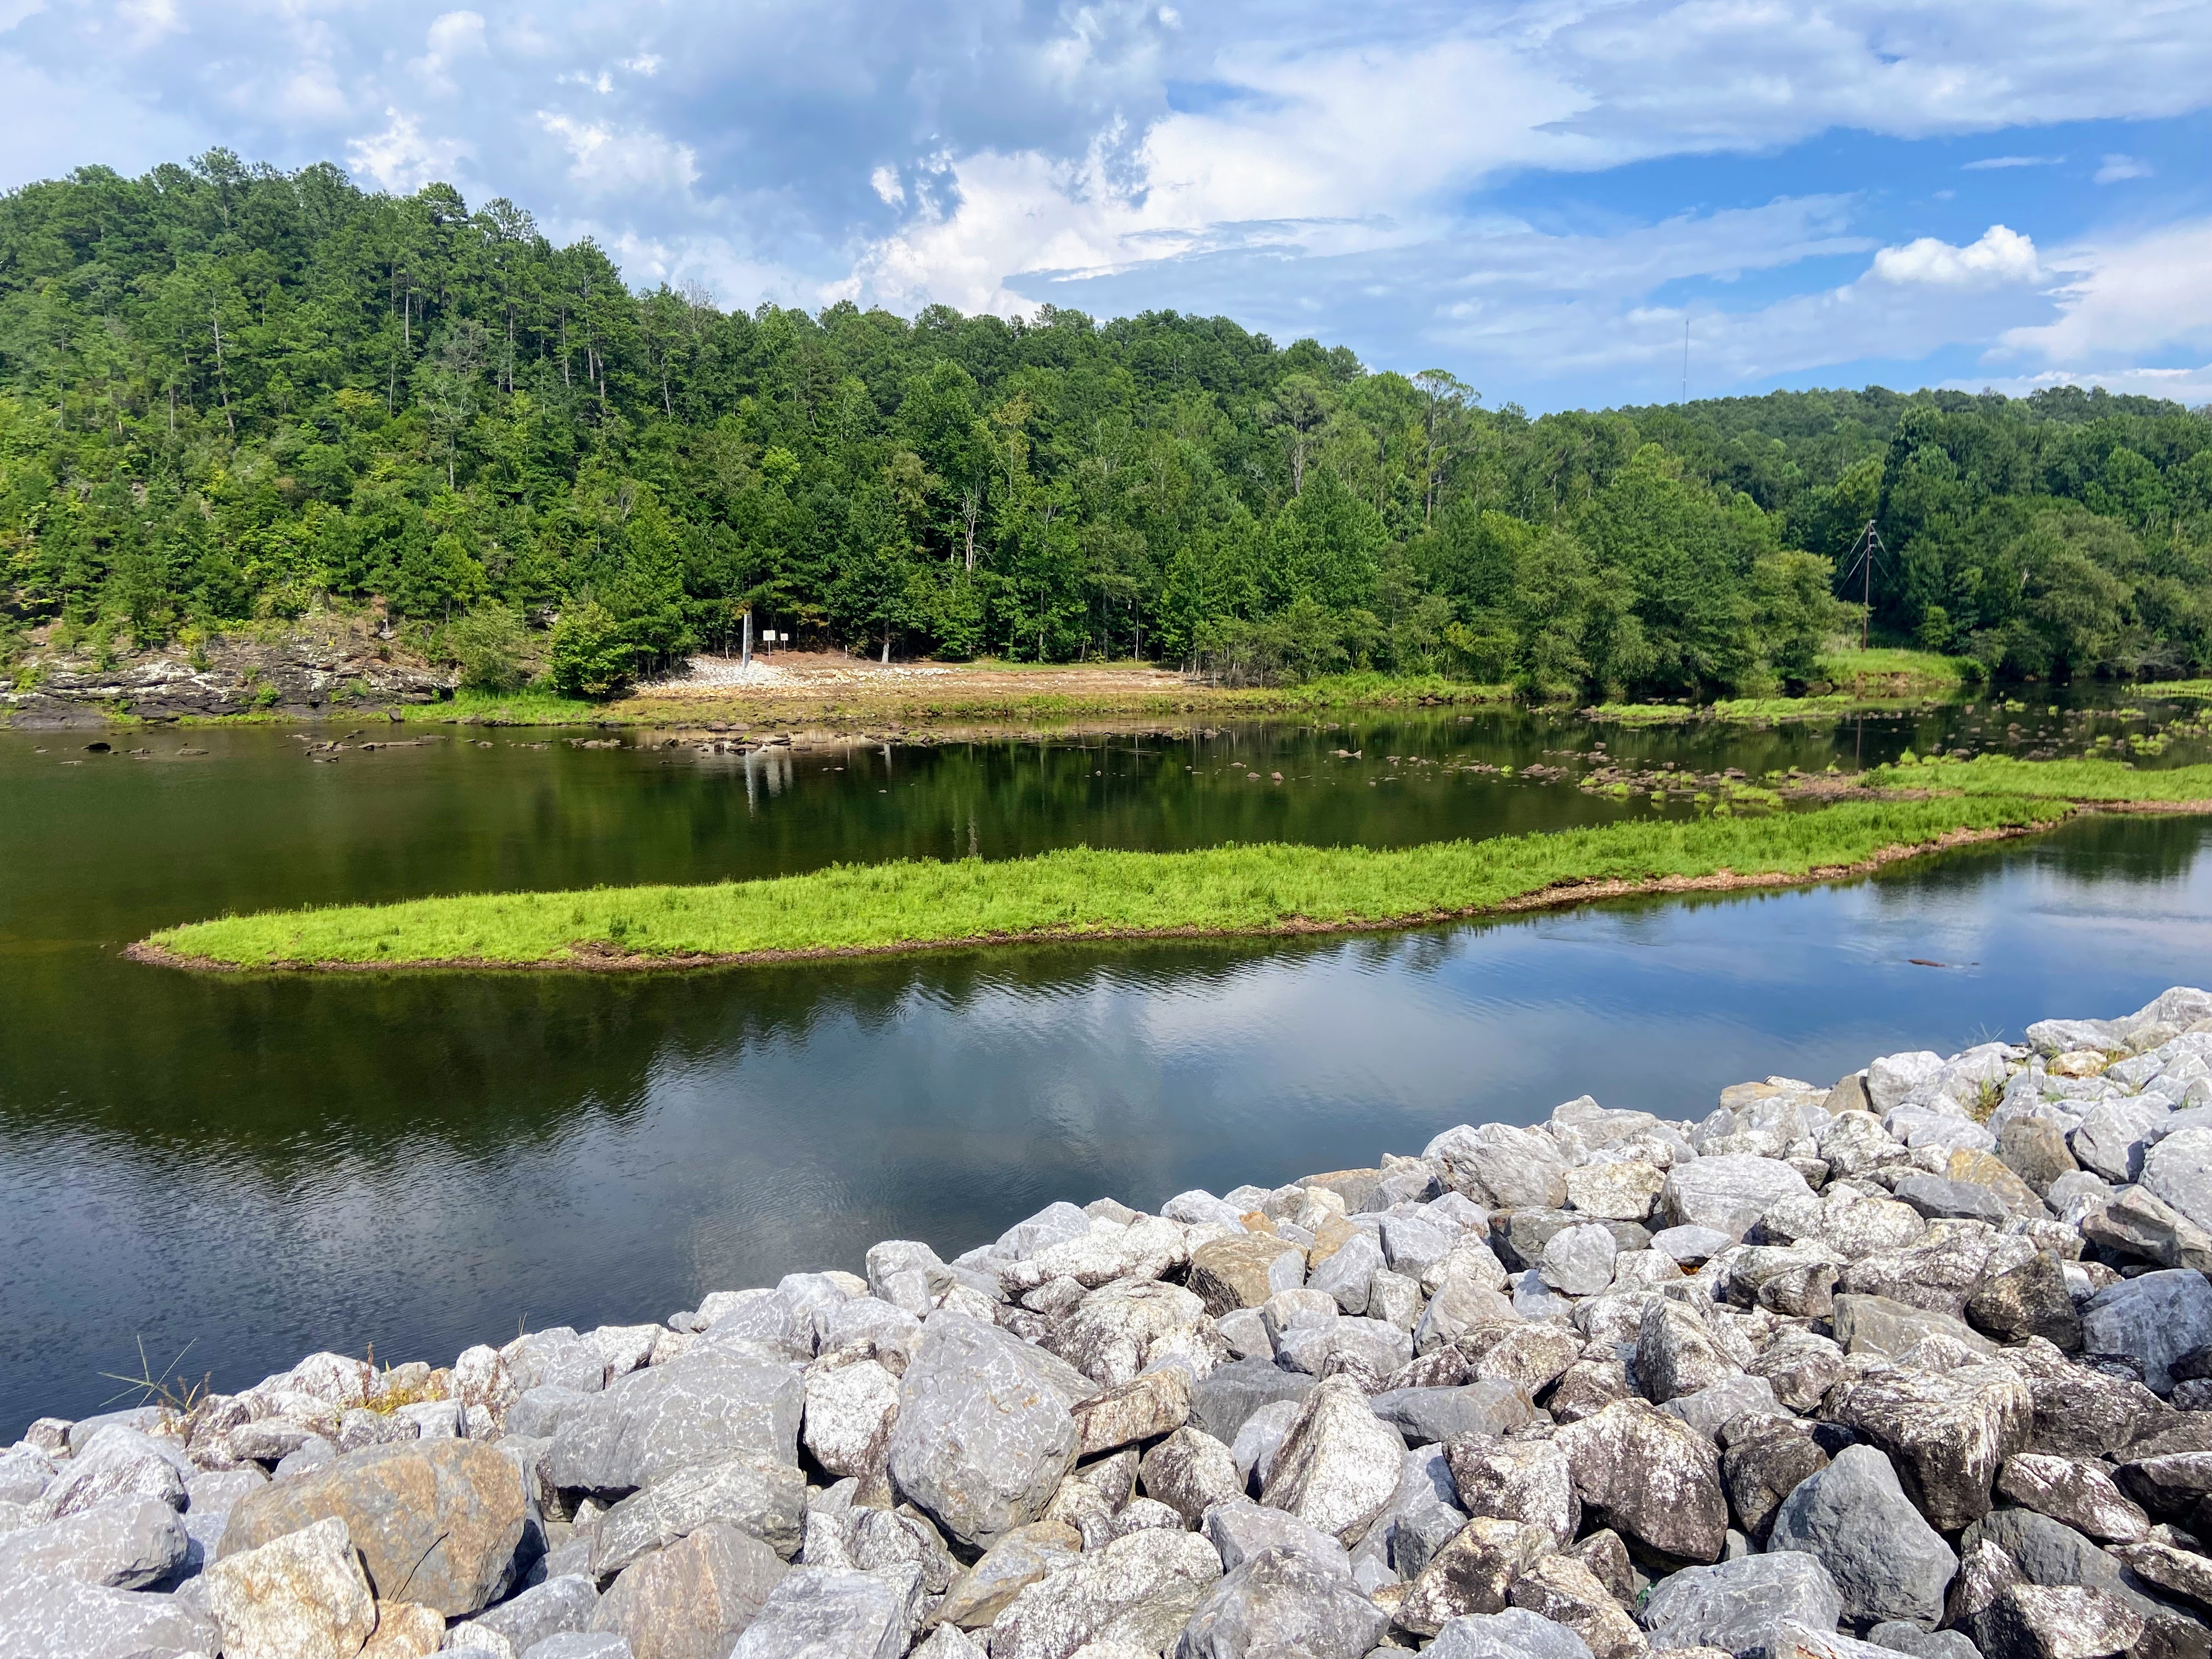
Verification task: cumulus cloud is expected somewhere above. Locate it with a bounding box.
[1871,225,2039,287]
[2000,218,2212,364]
[345,110,466,196]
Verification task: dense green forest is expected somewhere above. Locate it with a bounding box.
[3,152,2209,697]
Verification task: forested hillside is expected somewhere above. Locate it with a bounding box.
[3,152,2209,697]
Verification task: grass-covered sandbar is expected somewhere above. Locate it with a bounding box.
[135,794,2076,973]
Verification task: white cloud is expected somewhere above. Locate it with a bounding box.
[2095,153,2154,183]
[1962,155,2062,170]
[537,111,698,197]
[2000,218,2212,363]
[345,109,465,195]
[1870,224,2039,287]
[1960,364,2212,405]
[869,165,904,207]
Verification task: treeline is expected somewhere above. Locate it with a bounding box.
[2,151,2208,697]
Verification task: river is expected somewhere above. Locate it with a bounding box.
[4,693,2210,1432]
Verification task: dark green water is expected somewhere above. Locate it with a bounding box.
[5,695,2211,1434]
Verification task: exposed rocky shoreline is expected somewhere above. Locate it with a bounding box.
[3,627,451,726]
[12,992,2212,1659]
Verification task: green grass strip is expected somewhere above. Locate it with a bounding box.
[2141,680,2212,701]
[142,795,2068,971]
[1865,754,2212,802]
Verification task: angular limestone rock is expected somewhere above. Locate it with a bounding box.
[1553,1399,1728,1564]
[1260,1376,1403,1545]
[206,1514,377,1659]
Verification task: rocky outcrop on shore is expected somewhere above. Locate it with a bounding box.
[3,627,451,726]
[13,990,2212,1659]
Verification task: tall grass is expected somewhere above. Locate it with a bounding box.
[1866,753,2212,802]
[145,795,2067,969]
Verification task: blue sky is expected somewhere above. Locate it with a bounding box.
[4,0,2210,411]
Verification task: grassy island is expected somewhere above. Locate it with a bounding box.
[137,795,2071,973]
[1863,753,2212,804]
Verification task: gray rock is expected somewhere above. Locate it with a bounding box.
[1870,1052,1946,1112]
[1832,1294,1996,1359]
[1866,1622,1984,1659]
[0,1498,187,1589]
[1662,1375,1781,1443]
[723,1561,921,1659]
[525,1635,634,1659]
[1200,1501,1354,1578]
[800,1356,899,1480]
[1191,1359,1316,1446]
[1228,1400,1302,1489]
[1653,1225,1736,1267]
[1966,1255,2083,1350]
[1371,1381,1537,1447]
[1363,1445,1469,1581]
[1893,1175,2016,1226]
[1395,1514,1556,1635]
[1310,1233,1387,1315]
[1542,1225,1621,1297]
[1177,1544,1389,1658]
[1971,1582,2145,1659]
[885,1313,1082,1550]
[0,1572,219,1659]
[1769,1444,1959,1627]
[1956,1508,2172,1633]
[0,1448,54,1506]
[1428,1607,1597,1659]
[591,1452,808,1573]
[1427,1123,1571,1210]
[468,1572,600,1654]
[1662,1155,1813,1240]
[2079,1268,2212,1392]
[179,1467,265,1574]
[1261,1378,1402,1545]
[509,1385,592,1441]
[1720,1417,1832,1543]
[2072,1101,2171,1183]
[1638,1550,1845,1658]
[988,1528,1225,1659]
[2144,1127,2212,1234]
[549,1345,804,1492]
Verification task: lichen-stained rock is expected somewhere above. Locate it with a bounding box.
[1566,1159,1668,1223]
[35,1426,187,1520]
[1073,1368,1192,1457]
[1720,1415,1831,1543]
[1177,1544,1390,1659]
[589,1452,808,1573]
[1745,1331,1846,1415]
[463,1573,599,1657]
[1050,1279,1215,1389]
[1461,1321,1584,1397]
[1637,1551,1843,1658]
[1261,1376,1404,1545]
[1393,1515,1556,1637]
[1547,1352,1640,1425]
[2080,1187,2212,1275]
[1427,1122,1571,1210]
[1995,1453,2149,1543]
[1993,1336,2170,1459]
[1187,1235,1307,1316]
[1826,1359,2031,1531]
[548,1345,804,1493]
[2111,1541,2212,1615]
[0,1497,187,1589]
[1768,1443,1957,1628]
[987,1528,1224,1659]
[1971,1582,2144,1659]
[1137,1427,1242,1524]
[1507,1552,1646,1659]
[2078,1268,2212,1392]
[1661,1155,1812,1240]
[218,1439,528,1618]
[2112,1449,2212,1515]
[1637,1299,1744,1404]
[933,1519,1079,1629]
[206,1514,377,1659]
[1442,1434,1580,1548]
[885,1313,1083,1551]
[1542,1225,1622,1297]
[0,1573,220,1659]
[1372,1379,1537,1447]
[723,1561,921,1659]
[801,1355,899,1480]
[1553,1400,1728,1564]
[1415,1280,1521,1354]
[1967,1254,2084,1350]
[1838,1225,2005,1317]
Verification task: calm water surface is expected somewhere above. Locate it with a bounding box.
[4,696,2211,1433]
